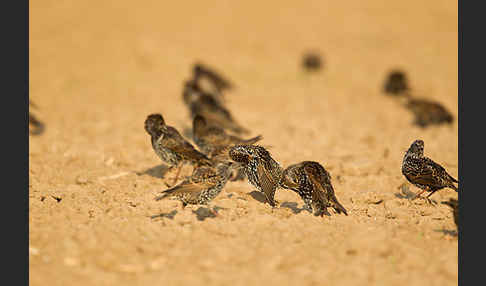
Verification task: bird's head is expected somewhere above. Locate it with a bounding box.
[408,139,425,156]
[228,145,257,164]
[144,113,165,138]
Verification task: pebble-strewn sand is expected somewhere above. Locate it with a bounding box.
[29,0,458,285]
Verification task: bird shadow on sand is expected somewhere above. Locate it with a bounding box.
[150,210,178,220]
[192,206,224,221]
[279,201,308,214]
[434,228,458,237]
[394,190,439,205]
[248,191,269,205]
[136,164,171,179]
[395,184,417,199]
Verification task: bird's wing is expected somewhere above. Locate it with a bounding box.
[304,164,348,215]
[257,163,277,206]
[155,180,214,201]
[280,171,300,190]
[163,127,210,162]
[425,158,459,184]
[406,157,447,187]
[304,166,330,201]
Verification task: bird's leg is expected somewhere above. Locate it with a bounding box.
[171,164,183,186]
[412,187,428,200]
[426,189,438,198]
[208,205,219,217]
[425,190,438,206]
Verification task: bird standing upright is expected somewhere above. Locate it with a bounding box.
[401,139,458,202]
[144,113,212,185]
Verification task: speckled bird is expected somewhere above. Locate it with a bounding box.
[155,161,234,209]
[281,161,348,216]
[405,98,454,128]
[441,198,459,228]
[144,113,212,185]
[182,80,249,135]
[401,139,458,201]
[383,70,410,95]
[228,145,283,207]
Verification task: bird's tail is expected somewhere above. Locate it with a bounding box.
[331,195,348,216]
[449,174,459,184]
[154,184,182,201]
[450,184,458,192]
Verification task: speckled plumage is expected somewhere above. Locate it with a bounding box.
[281,161,348,216]
[183,80,249,135]
[383,70,409,95]
[441,198,458,228]
[405,98,454,128]
[401,140,458,200]
[228,145,283,207]
[144,114,212,183]
[155,162,233,206]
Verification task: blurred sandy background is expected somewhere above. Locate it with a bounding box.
[29,0,458,285]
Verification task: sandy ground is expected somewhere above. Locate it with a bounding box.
[29,0,458,285]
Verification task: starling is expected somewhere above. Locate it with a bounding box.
[441,198,459,228]
[383,70,410,95]
[401,139,458,201]
[29,100,45,135]
[281,161,348,216]
[155,161,234,209]
[302,52,323,72]
[405,98,454,128]
[193,62,233,93]
[183,80,249,135]
[144,113,212,185]
[192,115,262,157]
[228,145,283,207]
